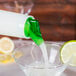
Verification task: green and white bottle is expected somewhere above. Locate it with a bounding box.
[0,10,44,45]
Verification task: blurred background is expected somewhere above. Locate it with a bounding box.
[0,0,76,41]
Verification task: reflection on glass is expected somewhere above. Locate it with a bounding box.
[0,0,34,14]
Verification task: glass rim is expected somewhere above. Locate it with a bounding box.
[14,40,63,46]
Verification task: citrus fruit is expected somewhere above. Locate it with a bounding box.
[0,37,14,54]
[60,40,76,66]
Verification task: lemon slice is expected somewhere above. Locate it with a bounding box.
[0,37,14,54]
[0,51,23,64]
[0,54,14,64]
[60,40,76,66]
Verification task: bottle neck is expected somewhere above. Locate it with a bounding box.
[24,17,44,46]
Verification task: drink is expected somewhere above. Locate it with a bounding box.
[13,41,66,76]
[23,64,61,76]
[39,43,49,65]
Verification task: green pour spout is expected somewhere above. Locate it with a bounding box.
[24,17,44,46]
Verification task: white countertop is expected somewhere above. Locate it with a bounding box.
[0,63,25,76]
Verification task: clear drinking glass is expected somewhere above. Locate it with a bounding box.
[13,40,67,76]
[0,0,34,14]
